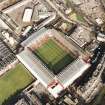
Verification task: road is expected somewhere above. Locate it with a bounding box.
[81,53,105,103]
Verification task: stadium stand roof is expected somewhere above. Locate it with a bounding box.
[17,49,54,87]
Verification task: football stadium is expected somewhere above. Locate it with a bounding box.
[17,28,91,98]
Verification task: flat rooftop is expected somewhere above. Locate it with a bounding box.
[70,26,92,47]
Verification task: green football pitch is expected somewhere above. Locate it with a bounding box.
[35,39,76,74]
[0,64,34,105]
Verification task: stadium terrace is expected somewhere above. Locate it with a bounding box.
[17,27,91,98]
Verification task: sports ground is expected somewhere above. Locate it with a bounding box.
[35,39,76,74]
[0,64,34,105]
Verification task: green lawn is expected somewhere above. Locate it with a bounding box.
[77,15,85,22]
[35,39,75,74]
[69,12,85,22]
[0,64,34,105]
